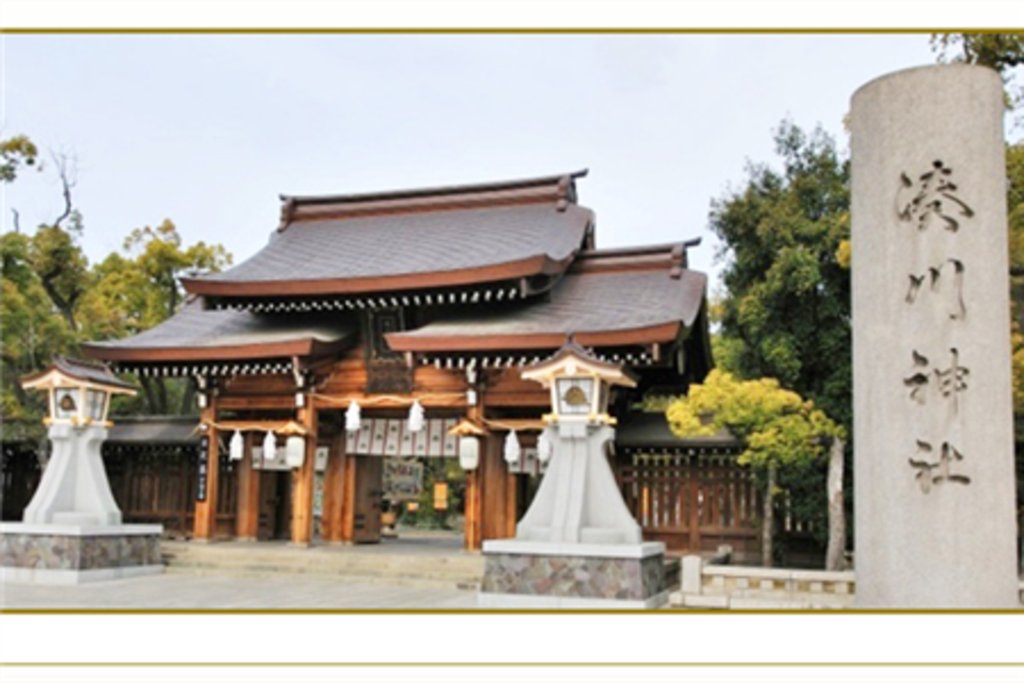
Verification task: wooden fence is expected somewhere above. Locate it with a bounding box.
[3,442,237,538]
[618,451,762,561]
[1,442,42,522]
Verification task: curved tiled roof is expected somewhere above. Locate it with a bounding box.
[386,259,706,352]
[83,300,356,362]
[182,173,593,298]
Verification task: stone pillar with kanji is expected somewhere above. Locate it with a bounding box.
[851,64,1019,607]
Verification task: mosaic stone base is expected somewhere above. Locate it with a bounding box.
[480,542,667,607]
[1,524,163,583]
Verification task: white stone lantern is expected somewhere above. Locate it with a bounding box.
[479,341,669,609]
[3,357,164,584]
[17,357,137,526]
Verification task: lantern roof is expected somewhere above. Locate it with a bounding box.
[520,339,638,389]
[20,357,137,396]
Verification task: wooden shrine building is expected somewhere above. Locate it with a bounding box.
[82,170,729,551]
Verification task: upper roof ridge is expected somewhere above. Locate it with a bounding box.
[277,170,588,229]
[569,238,701,278]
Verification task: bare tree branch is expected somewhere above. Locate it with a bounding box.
[49,150,77,230]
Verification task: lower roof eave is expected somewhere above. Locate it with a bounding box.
[81,337,350,364]
[180,254,571,299]
[385,322,682,353]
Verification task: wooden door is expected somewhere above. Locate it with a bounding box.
[258,471,292,540]
[352,456,383,544]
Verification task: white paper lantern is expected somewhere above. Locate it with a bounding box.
[263,430,277,463]
[345,401,362,433]
[537,429,553,463]
[458,435,480,470]
[503,430,521,464]
[408,399,425,433]
[229,430,244,461]
[285,435,305,468]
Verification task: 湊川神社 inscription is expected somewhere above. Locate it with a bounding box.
[851,64,1018,607]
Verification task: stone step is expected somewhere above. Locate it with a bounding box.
[165,558,480,581]
[163,565,481,591]
[162,554,481,577]
[160,540,484,590]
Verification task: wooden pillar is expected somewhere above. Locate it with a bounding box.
[481,433,510,542]
[235,432,260,541]
[505,468,518,538]
[339,450,357,543]
[193,405,219,542]
[465,468,481,550]
[464,403,485,551]
[290,405,318,546]
[321,432,347,544]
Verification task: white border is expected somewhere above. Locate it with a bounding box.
[0,1,1020,30]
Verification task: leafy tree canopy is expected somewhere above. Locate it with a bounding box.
[1,135,232,438]
[666,369,843,471]
[710,120,851,430]
[0,135,38,183]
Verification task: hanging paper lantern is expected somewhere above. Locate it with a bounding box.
[345,401,362,433]
[408,399,425,433]
[503,429,521,464]
[458,436,480,470]
[537,429,553,463]
[285,435,305,468]
[263,430,277,463]
[229,430,244,461]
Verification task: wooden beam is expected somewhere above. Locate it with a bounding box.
[321,432,347,543]
[311,394,467,411]
[235,432,260,541]
[290,404,318,546]
[193,405,219,541]
[216,395,300,411]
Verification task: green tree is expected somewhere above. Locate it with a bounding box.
[2,135,233,432]
[667,370,843,568]
[80,219,231,414]
[711,120,851,430]
[0,134,38,184]
[931,33,1024,111]
[1,142,84,442]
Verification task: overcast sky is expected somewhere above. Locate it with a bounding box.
[0,33,981,294]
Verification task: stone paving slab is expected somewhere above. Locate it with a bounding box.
[0,572,480,610]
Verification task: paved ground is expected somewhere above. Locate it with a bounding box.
[2,528,481,610]
[1,572,480,610]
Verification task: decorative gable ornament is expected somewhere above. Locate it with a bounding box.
[408,399,425,433]
[229,430,244,461]
[536,429,553,463]
[263,430,277,464]
[449,419,488,471]
[504,430,521,464]
[345,401,362,433]
[285,435,305,468]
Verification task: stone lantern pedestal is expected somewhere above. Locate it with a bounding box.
[1,358,164,585]
[477,343,668,609]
